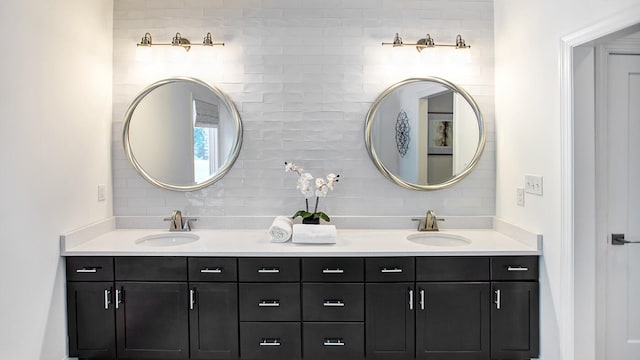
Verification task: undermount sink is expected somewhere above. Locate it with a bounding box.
[135,232,200,247]
[406,232,471,247]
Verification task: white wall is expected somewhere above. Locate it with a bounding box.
[112,0,496,218]
[0,1,113,359]
[494,1,640,359]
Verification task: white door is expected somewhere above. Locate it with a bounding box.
[605,53,640,359]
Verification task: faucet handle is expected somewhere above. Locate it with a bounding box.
[182,218,198,231]
[411,218,427,231]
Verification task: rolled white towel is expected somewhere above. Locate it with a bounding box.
[292,224,337,244]
[269,216,293,243]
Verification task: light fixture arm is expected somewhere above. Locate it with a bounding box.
[136,32,224,52]
[382,33,471,52]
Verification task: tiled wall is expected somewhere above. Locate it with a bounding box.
[112,0,495,218]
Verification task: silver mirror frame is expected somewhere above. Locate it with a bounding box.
[364,77,486,190]
[122,77,243,192]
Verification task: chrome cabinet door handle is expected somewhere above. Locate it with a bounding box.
[200,268,223,273]
[495,289,501,310]
[323,300,345,307]
[507,266,529,272]
[115,289,122,309]
[190,289,196,310]
[409,289,414,310]
[322,268,344,274]
[419,289,425,310]
[259,339,281,346]
[104,289,111,310]
[323,338,345,346]
[76,268,97,273]
[258,268,280,273]
[258,300,280,307]
[381,268,403,273]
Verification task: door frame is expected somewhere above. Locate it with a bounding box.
[560,6,640,360]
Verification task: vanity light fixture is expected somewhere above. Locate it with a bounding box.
[136,32,225,52]
[382,33,470,52]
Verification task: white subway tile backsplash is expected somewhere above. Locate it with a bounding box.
[112,0,495,218]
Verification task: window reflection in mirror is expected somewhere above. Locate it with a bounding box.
[124,77,242,191]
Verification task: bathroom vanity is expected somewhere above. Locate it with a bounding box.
[62,227,540,360]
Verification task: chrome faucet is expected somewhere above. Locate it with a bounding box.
[412,210,444,231]
[164,210,196,231]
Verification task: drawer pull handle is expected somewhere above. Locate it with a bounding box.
[200,268,223,273]
[381,267,402,273]
[76,268,98,273]
[259,300,280,307]
[190,289,196,310]
[323,300,345,307]
[420,288,425,310]
[104,289,111,310]
[323,338,345,346]
[495,289,501,310]
[259,339,281,346]
[507,266,529,272]
[258,268,280,273]
[322,268,344,274]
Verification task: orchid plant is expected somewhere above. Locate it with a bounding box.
[285,161,340,223]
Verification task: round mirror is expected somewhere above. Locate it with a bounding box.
[365,77,485,190]
[123,77,242,191]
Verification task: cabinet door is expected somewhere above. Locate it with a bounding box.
[416,282,490,360]
[67,282,116,359]
[116,282,189,359]
[189,283,239,359]
[491,282,539,359]
[365,283,415,359]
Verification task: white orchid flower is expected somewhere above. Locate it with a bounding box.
[315,178,326,187]
[316,186,328,197]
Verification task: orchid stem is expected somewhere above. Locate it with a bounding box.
[305,198,309,212]
[314,196,319,214]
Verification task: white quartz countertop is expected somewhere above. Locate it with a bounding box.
[61,227,541,257]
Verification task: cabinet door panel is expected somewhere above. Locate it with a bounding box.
[416,282,490,360]
[491,281,539,359]
[116,282,189,359]
[365,283,415,359]
[190,283,239,359]
[67,282,116,359]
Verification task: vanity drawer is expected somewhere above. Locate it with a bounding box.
[240,322,301,359]
[417,256,490,281]
[239,283,300,321]
[365,257,415,282]
[302,258,364,282]
[66,257,114,282]
[302,322,364,360]
[302,283,364,322]
[115,257,187,281]
[491,256,538,281]
[188,257,237,282]
[238,258,300,282]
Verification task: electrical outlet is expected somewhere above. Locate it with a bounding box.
[97,184,106,201]
[524,175,543,195]
[516,187,525,206]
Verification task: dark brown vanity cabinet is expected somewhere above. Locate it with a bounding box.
[66,257,116,359]
[66,255,538,360]
[365,256,539,360]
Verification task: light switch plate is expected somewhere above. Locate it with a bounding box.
[524,175,543,195]
[97,184,106,201]
[516,187,525,206]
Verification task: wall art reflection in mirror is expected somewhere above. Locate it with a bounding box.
[365,77,485,190]
[122,77,243,191]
